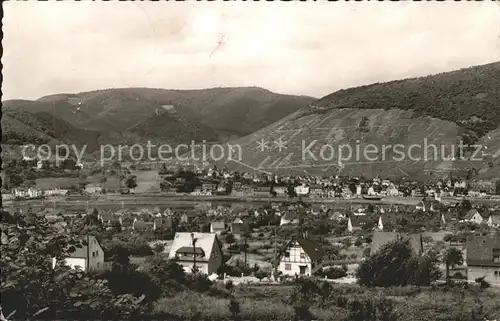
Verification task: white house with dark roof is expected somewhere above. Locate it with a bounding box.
[463,209,484,225]
[168,232,223,275]
[487,214,500,228]
[278,236,324,277]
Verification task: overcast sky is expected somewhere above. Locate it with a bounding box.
[3,1,499,100]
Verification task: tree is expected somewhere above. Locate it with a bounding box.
[287,183,298,198]
[225,233,236,245]
[410,248,442,286]
[124,175,138,190]
[459,200,472,212]
[356,238,440,287]
[443,247,464,282]
[5,173,23,189]
[108,244,131,271]
[288,279,319,321]
[144,256,186,295]
[1,211,145,320]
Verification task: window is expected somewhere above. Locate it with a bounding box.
[493,249,500,263]
[300,253,306,259]
[92,251,95,258]
[495,271,499,277]
[97,263,100,268]
[285,252,290,258]
[95,251,99,257]
[285,264,291,271]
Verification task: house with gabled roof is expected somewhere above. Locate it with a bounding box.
[132,218,154,232]
[280,212,301,226]
[98,211,121,229]
[329,211,346,222]
[168,232,223,275]
[154,217,173,231]
[230,217,243,235]
[52,235,105,272]
[278,236,324,277]
[119,216,134,230]
[210,221,225,234]
[466,236,500,286]
[463,209,484,225]
[347,215,372,233]
[487,214,500,228]
[180,210,198,224]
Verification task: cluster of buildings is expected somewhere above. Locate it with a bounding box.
[159,165,499,199]
[54,223,500,287]
[2,176,129,201]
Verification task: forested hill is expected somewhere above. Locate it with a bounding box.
[314,62,500,139]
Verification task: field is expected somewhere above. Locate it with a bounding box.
[132,170,159,193]
[35,177,82,189]
[152,283,500,321]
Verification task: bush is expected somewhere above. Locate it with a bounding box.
[186,272,213,293]
[255,270,269,281]
[475,277,490,289]
[103,269,162,304]
[317,267,347,279]
[452,272,467,280]
[225,280,234,290]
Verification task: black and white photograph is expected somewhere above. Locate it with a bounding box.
[1,1,500,320]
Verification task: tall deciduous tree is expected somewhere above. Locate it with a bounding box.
[443,247,464,282]
[356,239,441,287]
